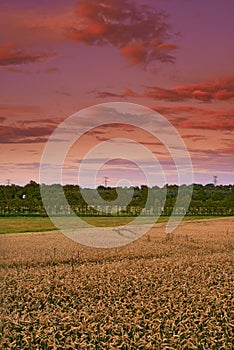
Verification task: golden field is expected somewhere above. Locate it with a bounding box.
[0,217,233,349]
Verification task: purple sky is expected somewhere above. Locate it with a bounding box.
[0,0,233,186]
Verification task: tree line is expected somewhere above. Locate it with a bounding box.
[0,181,233,217]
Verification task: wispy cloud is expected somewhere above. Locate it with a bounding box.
[16,162,41,169]
[149,105,234,131]
[172,117,234,131]
[0,104,42,117]
[0,42,56,66]
[0,123,56,144]
[144,77,234,102]
[45,67,60,74]
[97,76,234,102]
[190,148,234,172]
[181,134,207,142]
[2,67,32,74]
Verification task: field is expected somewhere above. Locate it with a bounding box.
[0,215,222,234]
[0,217,233,349]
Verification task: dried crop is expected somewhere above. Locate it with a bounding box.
[0,218,233,349]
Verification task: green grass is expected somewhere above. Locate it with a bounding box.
[0,217,57,234]
[81,215,221,226]
[0,215,226,234]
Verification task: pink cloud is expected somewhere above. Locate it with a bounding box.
[147,77,234,102]
[98,76,234,102]
[151,105,234,131]
[91,97,234,132]
[68,0,177,67]
[181,134,207,142]
[45,67,60,74]
[0,104,42,117]
[96,91,125,99]
[171,115,234,132]
[0,1,177,68]
[0,123,56,144]
[216,145,234,155]
[120,41,148,66]
[2,67,32,74]
[0,42,56,66]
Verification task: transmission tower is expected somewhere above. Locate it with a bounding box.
[104,176,109,187]
[213,175,217,187]
[6,179,11,186]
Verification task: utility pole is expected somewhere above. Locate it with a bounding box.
[104,176,109,187]
[6,179,11,186]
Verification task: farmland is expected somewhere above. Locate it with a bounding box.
[0,217,233,349]
[0,215,224,235]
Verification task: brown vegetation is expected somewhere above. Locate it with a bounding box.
[0,218,233,349]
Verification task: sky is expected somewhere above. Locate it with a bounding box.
[0,0,233,187]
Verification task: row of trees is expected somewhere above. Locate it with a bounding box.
[0,181,233,216]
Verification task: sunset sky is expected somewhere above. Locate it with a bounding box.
[0,0,233,187]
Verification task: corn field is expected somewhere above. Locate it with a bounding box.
[0,218,233,349]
